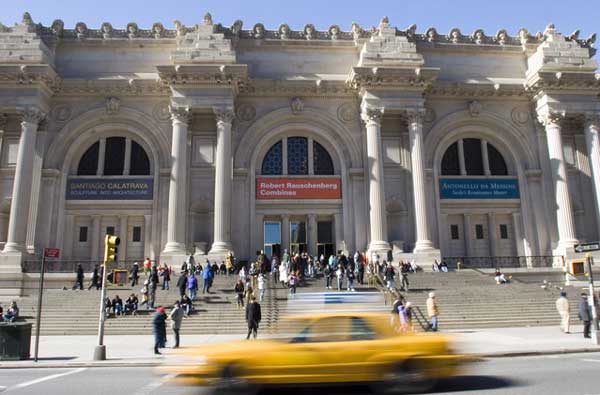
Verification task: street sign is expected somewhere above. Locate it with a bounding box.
[574,243,600,254]
[43,248,60,258]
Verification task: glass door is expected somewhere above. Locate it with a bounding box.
[264,221,281,259]
[290,221,307,255]
[317,221,334,258]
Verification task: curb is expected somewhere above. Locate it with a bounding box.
[1,348,599,369]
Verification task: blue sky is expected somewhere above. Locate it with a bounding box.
[1,0,598,60]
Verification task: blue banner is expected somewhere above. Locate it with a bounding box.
[66,178,154,200]
[439,178,519,199]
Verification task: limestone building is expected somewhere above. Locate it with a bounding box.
[0,12,599,293]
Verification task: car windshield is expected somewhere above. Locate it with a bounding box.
[278,316,380,343]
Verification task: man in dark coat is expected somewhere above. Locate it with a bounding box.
[579,293,593,338]
[131,262,139,287]
[245,296,262,340]
[153,306,167,354]
[177,271,188,298]
[73,264,84,290]
[88,265,100,290]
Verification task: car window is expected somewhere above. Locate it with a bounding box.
[289,317,350,343]
[349,317,377,341]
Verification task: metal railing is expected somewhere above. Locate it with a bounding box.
[21,259,153,273]
[441,255,563,269]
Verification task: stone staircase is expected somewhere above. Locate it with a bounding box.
[0,269,579,335]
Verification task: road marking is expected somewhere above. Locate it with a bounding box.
[582,359,600,363]
[9,368,87,390]
[0,386,6,393]
[130,374,176,395]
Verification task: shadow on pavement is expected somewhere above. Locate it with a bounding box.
[434,375,525,393]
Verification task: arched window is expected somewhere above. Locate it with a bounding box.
[441,138,508,176]
[261,141,282,175]
[260,137,335,176]
[313,141,334,175]
[77,137,151,176]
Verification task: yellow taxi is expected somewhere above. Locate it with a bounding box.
[164,312,472,394]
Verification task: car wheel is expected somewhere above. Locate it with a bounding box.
[371,360,436,394]
[213,365,259,395]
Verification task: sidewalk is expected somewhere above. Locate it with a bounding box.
[1,325,598,368]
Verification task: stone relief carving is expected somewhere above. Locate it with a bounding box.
[75,22,87,39]
[290,97,304,114]
[152,22,164,38]
[518,28,530,48]
[169,106,191,124]
[106,97,120,114]
[203,13,213,26]
[52,105,72,122]
[253,23,265,39]
[236,104,256,122]
[230,20,243,37]
[0,113,7,129]
[22,12,34,26]
[337,103,358,123]
[153,102,171,122]
[425,27,438,42]
[51,19,64,37]
[496,29,508,45]
[328,25,340,40]
[127,22,138,39]
[19,107,46,124]
[351,22,363,42]
[361,107,383,125]
[472,29,485,44]
[174,20,186,38]
[511,107,530,125]
[424,107,436,123]
[448,28,462,44]
[304,24,316,40]
[214,106,235,123]
[468,100,482,117]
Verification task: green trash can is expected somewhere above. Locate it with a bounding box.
[0,322,32,360]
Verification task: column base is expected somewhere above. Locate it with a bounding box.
[367,240,391,261]
[554,239,578,263]
[2,242,26,254]
[0,251,25,297]
[208,242,233,264]
[413,239,436,253]
[161,242,189,266]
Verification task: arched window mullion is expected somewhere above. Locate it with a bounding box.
[482,140,491,176]
[97,138,106,176]
[282,137,288,175]
[308,137,314,176]
[123,138,132,176]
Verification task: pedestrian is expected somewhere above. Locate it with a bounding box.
[130,262,139,287]
[401,264,410,292]
[556,291,570,334]
[288,272,298,297]
[73,263,84,290]
[143,257,151,276]
[245,296,262,340]
[347,269,356,291]
[153,306,167,354]
[404,301,413,331]
[177,270,188,298]
[148,277,157,309]
[579,293,592,338]
[202,264,212,294]
[187,271,198,300]
[150,266,159,288]
[161,263,171,290]
[426,292,439,332]
[384,264,395,289]
[169,300,184,348]
[336,265,344,291]
[88,265,100,290]
[140,280,150,310]
[257,273,266,302]
[279,262,288,288]
[324,264,332,289]
[234,279,245,309]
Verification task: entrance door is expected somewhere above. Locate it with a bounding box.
[290,221,307,255]
[317,221,334,258]
[317,243,335,258]
[264,221,281,259]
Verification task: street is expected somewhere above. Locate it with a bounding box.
[0,352,599,394]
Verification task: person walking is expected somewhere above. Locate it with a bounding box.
[88,265,100,290]
[579,293,592,338]
[245,296,262,340]
[404,301,413,331]
[153,306,167,354]
[400,264,410,292]
[140,280,150,310]
[187,272,198,301]
[73,264,84,290]
[143,257,152,276]
[336,265,344,291]
[131,262,140,287]
[234,279,245,309]
[257,273,266,302]
[161,263,171,290]
[202,265,212,294]
[169,300,184,348]
[324,264,332,289]
[148,277,157,309]
[177,271,188,298]
[556,291,570,334]
[426,292,439,332]
[384,264,395,289]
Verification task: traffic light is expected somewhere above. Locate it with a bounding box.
[104,235,120,264]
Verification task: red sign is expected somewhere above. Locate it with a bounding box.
[256,178,342,200]
[43,248,60,259]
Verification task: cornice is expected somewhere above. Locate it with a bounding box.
[55,78,170,97]
[238,79,355,98]
[347,66,439,91]
[426,81,529,99]
[526,71,600,95]
[0,64,59,92]
[157,64,248,91]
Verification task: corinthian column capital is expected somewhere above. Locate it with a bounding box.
[169,105,191,124]
[584,112,600,128]
[213,106,235,125]
[405,108,426,127]
[18,107,46,125]
[361,106,384,127]
[537,111,566,128]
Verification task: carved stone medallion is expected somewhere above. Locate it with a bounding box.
[424,107,436,124]
[236,104,256,122]
[337,102,358,123]
[511,107,530,125]
[290,97,304,115]
[153,102,171,122]
[52,105,72,122]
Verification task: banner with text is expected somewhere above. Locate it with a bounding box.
[66,178,154,200]
[256,178,342,200]
[439,178,520,199]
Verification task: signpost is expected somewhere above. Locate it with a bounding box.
[574,243,600,345]
[34,247,60,362]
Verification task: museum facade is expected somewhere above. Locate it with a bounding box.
[0,12,599,290]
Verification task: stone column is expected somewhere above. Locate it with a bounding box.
[119,216,128,262]
[307,214,317,256]
[281,215,290,253]
[540,112,578,254]
[144,214,153,260]
[458,139,467,175]
[163,106,190,255]
[407,109,435,252]
[463,214,472,257]
[482,140,491,176]
[488,212,497,257]
[584,113,600,237]
[91,215,101,262]
[209,106,235,255]
[3,108,45,253]
[361,106,390,254]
